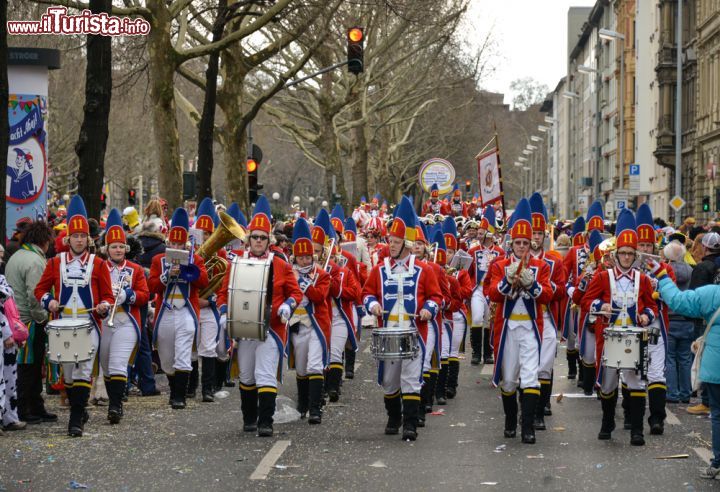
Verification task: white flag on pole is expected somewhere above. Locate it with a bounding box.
[477,149,502,206]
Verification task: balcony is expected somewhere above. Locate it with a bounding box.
[656,46,677,69]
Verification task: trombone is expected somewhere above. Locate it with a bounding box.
[107,271,129,328]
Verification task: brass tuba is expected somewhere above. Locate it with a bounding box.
[197,211,247,299]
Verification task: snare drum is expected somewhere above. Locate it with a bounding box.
[46,319,96,364]
[602,326,647,370]
[227,257,273,341]
[371,325,420,360]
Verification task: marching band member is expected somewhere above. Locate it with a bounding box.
[288,218,332,424]
[528,193,567,430]
[633,203,675,435]
[343,216,368,379]
[441,217,473,399]
[421,184,447,216]
[149,207,208,410]
[344,216,371,272]
[35,195,114,437]
[315,209,361,403]
[486,198,553,444]
[582,209,657,446]
[217,196,303,437]
[363,196,442,441]
[99,209,150,424]
[193,198,227,403]
[560,216,586,381]
[411,222,449,423]
[428,229,453,407]
[468,206,505,366]
[447,184,468,218]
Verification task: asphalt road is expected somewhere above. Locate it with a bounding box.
[1,341,717,492]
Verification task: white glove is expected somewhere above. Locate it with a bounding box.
[277,303,292,322]
[220,314,227,329]
[519,268,534,288]
[505,261,520,279]
[116,288,127,305]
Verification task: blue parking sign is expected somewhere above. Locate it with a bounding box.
[616,200,626,210]
[629,164,640,176]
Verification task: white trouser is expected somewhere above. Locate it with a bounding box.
[62,329,100,384]
[450,312,466,358]
[291,324,324,377]
[565,308,577,352]
[499,324,540,393]
[647,331,666,384]
[217,324,230,362]
[471,288,488,327]
[197,307,220,358]
[99,314,138,378]
[381,355,423,395]
[330,314,348,364]
[601,367,645,394]
[538,311,558,380]
[441,321,451,359]
[237,336,281,388]
[155,308,195,375]
[422,327,437,373]
[2,347,19,426]
[581,330,596,365]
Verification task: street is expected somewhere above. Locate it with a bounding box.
[0,342,716,492]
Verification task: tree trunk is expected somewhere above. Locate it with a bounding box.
[0,0,8,241]
[195,0,228,201]
[74,0,112,220]
[147,2,182,209]
[350,98,368,207]
[317,123,346,209]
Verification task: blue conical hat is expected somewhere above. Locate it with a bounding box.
[104,208,126,245]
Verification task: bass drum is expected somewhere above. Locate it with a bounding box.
[227,256,273,341]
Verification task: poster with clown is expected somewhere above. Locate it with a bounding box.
[5,94,48,241]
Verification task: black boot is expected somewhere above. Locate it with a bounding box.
[581,363,595,396]
[598,390,617,439]
[621,385,631,430]
[240,385,258,432]
[567,350,578,379]
[326,364,344,403]
[502,390,518,438]
[344,348,356,379]
[384,392,402,435]
[214,359,227,393]
[534,379,551,430]
[629,391,646,446]
[166,375,175,405]
[68,382,90,437]
[107,377,126,425]
[426,371,438,412]
[308,375,324,425]
[172,371,189,409]
[200,357,216,403]
[419,373,431,428]
[296,377,309,418]
[186,360,199,399]
[446,358,460,399]
[482,328,494,364]
[401,394,420,441]
[648,383,667,435]
[521,388,539,444]
[470,327,482,365]
[435,361,449,405]
[257,388,276,437]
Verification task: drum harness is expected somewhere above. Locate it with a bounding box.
[382,256,416,329]
[60,253,95,320]
[608,269,650,378]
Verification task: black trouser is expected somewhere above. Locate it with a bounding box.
[17,322,47,417]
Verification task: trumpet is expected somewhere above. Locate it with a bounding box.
[107,271,129,328]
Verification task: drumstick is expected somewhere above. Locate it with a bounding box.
[380,310,419,318]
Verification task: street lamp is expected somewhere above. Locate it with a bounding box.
[577,64,598,74]
[531,135,543,142]
[293,196,300,204]
[538,125,550,132]
[518,156,528,162]
[599,27,626,191]
[544,116,556,124]
[562,91,579,99]
[522,149,533,155]
[514,161,523,167]
[321,200,328,208]
[272,192,280,201]
[526,144,538,150]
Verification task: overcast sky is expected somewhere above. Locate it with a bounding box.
[464,0,597,103]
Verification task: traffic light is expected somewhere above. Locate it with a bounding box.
[346,27,364,74]
[100,192,107,210]
[703,195,711,212]
[465,180,472,193]
[128,189,136,205]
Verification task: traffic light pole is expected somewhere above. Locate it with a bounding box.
[285,60,353,89]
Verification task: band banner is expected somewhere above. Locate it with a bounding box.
[477,148,502,206]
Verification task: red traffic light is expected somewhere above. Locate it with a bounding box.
[247,159,257,173]
[348,27,363,43]
[465,180,471,187]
